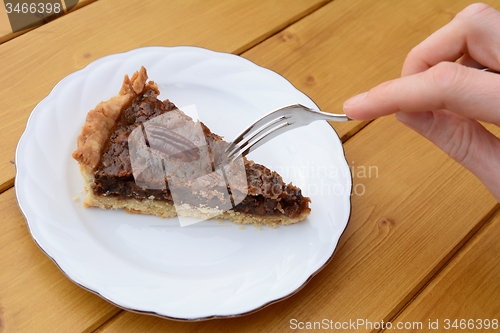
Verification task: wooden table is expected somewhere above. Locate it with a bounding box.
[1,1,499,332]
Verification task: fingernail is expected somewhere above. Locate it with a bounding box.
[343,92,368,109]
[396,111,434,134]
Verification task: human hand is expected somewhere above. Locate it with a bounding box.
[343,3,500,202]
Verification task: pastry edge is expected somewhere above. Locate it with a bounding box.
[80,168,310,227]
[85,192,310,227]
[72,66,157,174]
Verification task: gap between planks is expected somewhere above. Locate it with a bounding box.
[0,176,14,195]
[376,204,500,333]
[90,309,124,333]
[234,0,332,55]
[0,0,99,45]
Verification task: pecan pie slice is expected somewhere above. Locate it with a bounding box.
[72,67,311,227]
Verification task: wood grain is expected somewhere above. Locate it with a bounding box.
[96,117,500,332]
[393,212,500,331]
[0,0,97,44]
[0,188,120,333]
[0,0,327,194]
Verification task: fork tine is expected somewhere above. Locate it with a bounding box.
[226,115,289,159]
[224,106,294,155]
[228,122,296,161]
[225,104,352,161]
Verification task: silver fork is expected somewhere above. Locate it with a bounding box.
[224,104,351,161]
[224,68,499,162]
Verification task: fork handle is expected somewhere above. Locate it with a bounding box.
[482,67,500,74]
[320,112,352,122]
[309,108,352,122]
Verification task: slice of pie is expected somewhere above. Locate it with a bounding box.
[72,67,311,227]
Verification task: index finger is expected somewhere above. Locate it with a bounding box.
[343,62,500,126]
[402,3,500,76]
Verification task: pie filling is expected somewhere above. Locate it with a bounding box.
[91,84,310,219]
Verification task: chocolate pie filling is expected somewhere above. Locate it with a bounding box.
[92,86,310,218]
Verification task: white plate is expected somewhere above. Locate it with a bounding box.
[15,46,352,320]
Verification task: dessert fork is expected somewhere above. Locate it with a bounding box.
[225,104,351,161]
[224,68,500,162]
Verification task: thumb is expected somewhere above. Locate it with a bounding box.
[396,110,500,201]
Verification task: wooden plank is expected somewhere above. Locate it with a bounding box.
[393,212,500,331]
[241,0,494,143]
[0,0,97,44]
[95,116,500,332]
[0,0,327,193]
[0,188,120,332]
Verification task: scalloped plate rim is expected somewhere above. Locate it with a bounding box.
[14,46,352,320]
